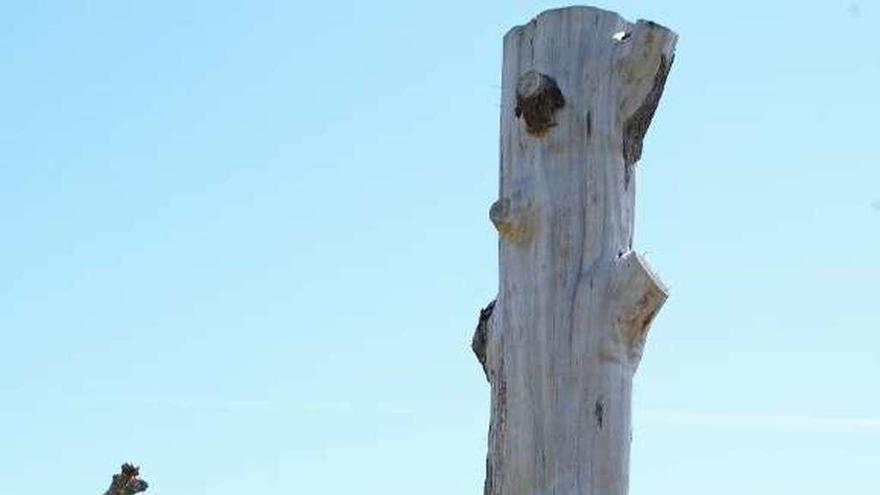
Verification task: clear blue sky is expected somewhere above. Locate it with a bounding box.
[1,1,878,493]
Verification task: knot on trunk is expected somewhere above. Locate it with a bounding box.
[610,251,668,367]
[515,71,565,136]
[490,196,533,244]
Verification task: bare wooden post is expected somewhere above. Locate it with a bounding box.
[472,6,677,494]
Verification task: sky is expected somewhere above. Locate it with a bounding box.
[1,0,878,493]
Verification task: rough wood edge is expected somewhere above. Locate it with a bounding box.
[612,251,668,365]
[102,463,148,495]
[623,53,674,170]
[471,299,496,379]
[619,20,678,183]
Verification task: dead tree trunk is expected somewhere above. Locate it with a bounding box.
[472,6,677,495]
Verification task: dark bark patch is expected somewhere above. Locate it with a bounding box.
[472,299,496,379]
[622,54,674,184]
[515,71,565,136]
[586,111,593,140]
[594,400,605,430]
[485,354,508,495]
[483,454,494,495]
[105,463,148,495]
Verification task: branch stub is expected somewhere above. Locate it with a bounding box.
[515,70,565,136]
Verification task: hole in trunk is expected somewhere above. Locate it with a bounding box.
[613,31,631,42]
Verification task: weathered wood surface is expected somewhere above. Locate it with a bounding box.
[473,6,676,495]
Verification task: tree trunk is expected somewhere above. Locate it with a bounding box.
[472,6,676,495]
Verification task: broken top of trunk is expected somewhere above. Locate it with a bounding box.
[102,464,148,495]
[474,6,676,495]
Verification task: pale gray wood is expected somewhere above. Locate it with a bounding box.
[473,6,676,495]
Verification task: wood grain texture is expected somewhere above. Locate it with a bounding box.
[475,6,676,495]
